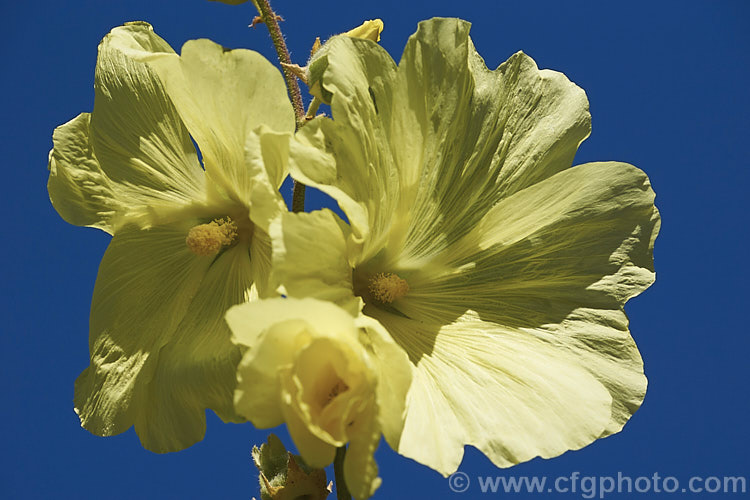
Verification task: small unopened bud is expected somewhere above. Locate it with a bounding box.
[343,19,384,42]
[252,434,331,500]
[307,19,385,104]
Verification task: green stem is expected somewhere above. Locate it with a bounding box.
[287,97,326,213]
[306,96,322,119]
[334,446,351,500]
[252,0,307,212]
[291,181,306,212]
[253,0,305,125]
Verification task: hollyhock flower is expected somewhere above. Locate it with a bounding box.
[47,22,294,452]
[273,17,660,475]
[226,297,411,499]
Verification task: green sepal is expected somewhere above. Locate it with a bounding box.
[306,51,332,104]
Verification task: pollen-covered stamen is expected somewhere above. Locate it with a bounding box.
[368,272,410,303]
[185,217,238,257]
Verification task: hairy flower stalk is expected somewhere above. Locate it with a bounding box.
[252,0,307,213]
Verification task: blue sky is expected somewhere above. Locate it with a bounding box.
[2,0,748,498]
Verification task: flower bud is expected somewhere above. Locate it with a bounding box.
[343,19,384,42]
[252,434,331,500]
[307,19,384,103]
[227,297,391,499]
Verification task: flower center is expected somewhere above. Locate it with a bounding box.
[185,217,238,257]
[368,272,409,303]
[325,379,349,407]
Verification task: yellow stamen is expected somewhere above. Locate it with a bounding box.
[368,272,409,303]
[185,217,238,257]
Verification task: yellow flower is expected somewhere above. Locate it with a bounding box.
[273,18,660,475]
[47,22,295,452]
[226,297,411,500]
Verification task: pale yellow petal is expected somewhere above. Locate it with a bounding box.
[249,226,275,298]
[231,318,310,429]
[281,394,338,468]
[413,162,657,434]
[270,210,360,314]
[408,162,658,325]
[244,129,291,233]
[49,23,208,233]
[290,18,590,264]
[288,43,399,255]
[48,113,119,233]
[132,242,255,450]
[355,315,412,449]
[365,161,659,471]
[227,298,363,428]
[74,221,255,452]
[121,35,295,203]
[228,297,385,487]
[90,23,205,225]
[375,310,612,475]
[344,410,382,500]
